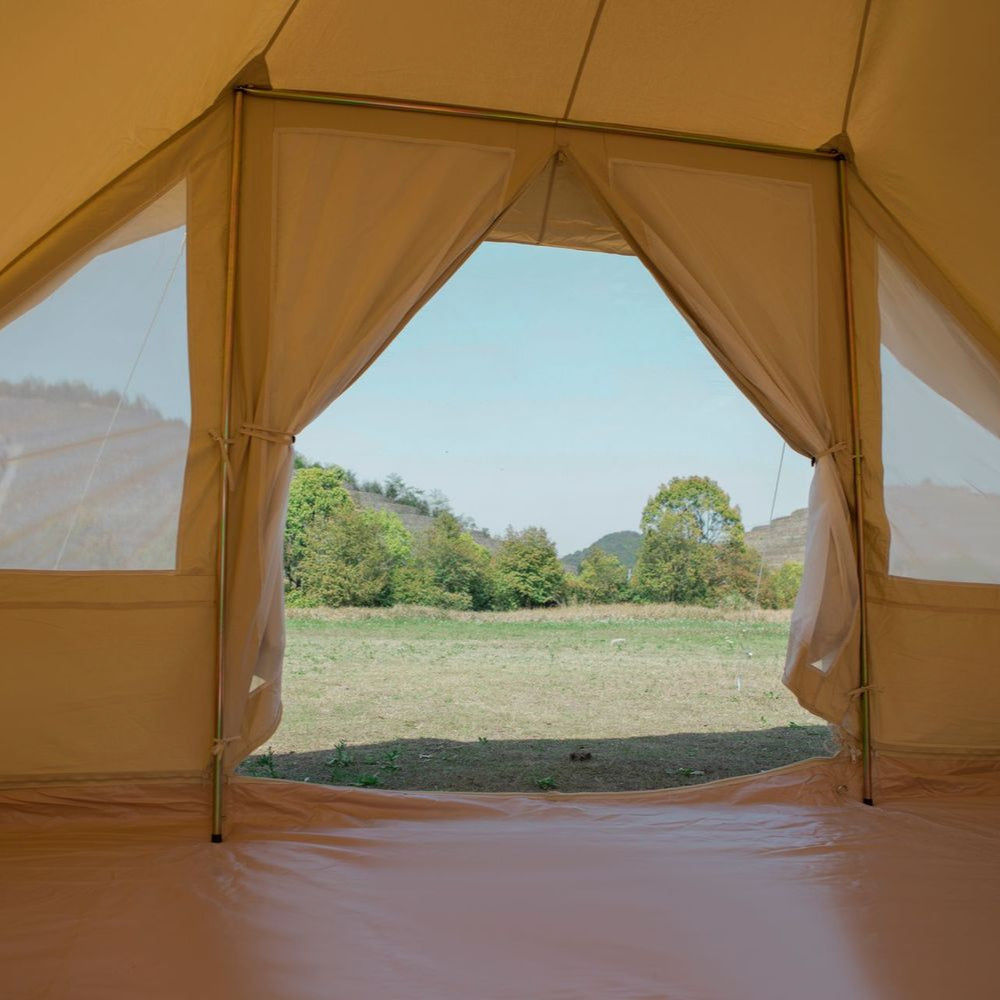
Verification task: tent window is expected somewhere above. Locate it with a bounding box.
[0,184,191,570]
[878,245,1000,584]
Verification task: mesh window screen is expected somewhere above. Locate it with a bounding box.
[0,184,191,570]
[878,245,1000,584]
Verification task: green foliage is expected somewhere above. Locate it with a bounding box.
[632,517,718,604]
[389,513,508,610]
[295,506,398,607]
[292,452,358,485]
[283,461,798,613]
[712,542,766,607]
[633,477,752,607]
[390,564,473,610]
[293,450,321,470]
[494,527,567,607]
[640,475,744,545]
[361,472,440,516]
[367,508,413,567]
[760,561,804,609]
[575,548,629,603]
[284,467,354,589]
[419,514,497,610]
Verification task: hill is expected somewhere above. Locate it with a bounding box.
[745,508,808,569]
[347,488,498,551]
[561,530,642,573]
[0,380,189,570]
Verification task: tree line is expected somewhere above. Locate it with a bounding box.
[284,465,803,611]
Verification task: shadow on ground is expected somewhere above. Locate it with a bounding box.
[238,726,834,793]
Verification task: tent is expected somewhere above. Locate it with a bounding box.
[2,3,999,996]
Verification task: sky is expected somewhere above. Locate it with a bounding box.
[2,226,190,422]
[297,242,812,554]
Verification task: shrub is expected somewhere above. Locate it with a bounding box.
[576,548,629,603]
[494,527,567,607]
[296,507,397,607]
[761,561,804,609]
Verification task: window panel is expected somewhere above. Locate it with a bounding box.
[0,185,191,570]
[879,245,1000,584]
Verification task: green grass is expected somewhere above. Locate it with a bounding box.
[239,604,834,792]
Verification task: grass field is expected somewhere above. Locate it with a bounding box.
[239,604,834,792]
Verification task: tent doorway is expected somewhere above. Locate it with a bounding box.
[241,233,833,792]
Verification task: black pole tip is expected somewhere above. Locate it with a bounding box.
[211,833,223,843]
[863,797,875,807]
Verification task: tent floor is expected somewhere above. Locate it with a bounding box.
[2,760,998,999]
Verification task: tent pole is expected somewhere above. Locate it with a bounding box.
[239,86,838,161]
[837,157,874,806]
[212,88,245,843]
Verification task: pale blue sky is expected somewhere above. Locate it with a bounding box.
[298,242,811,553]
[2,227,189,421]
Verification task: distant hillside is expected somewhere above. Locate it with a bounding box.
[561,530,641,573]
[0,380,189,570]
[745,508,807,569]
[347,489,498,551]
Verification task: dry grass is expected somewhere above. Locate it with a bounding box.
[287,602,793,625]
[240,604,833,792]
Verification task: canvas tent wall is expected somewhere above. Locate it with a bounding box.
[1,0,999,824]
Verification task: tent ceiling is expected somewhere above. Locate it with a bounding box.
[0,1,290,275]
[267,0,602,119]
[2,0,997,330]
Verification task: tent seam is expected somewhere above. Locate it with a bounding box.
[562,0,608,120]
[260,0,304,60]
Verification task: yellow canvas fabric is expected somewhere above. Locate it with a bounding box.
[0,1,290,272]
[563,132,859,729]
[850,174,1000,753]
[223,101,556,763]
[0,107,231,777]
[0,4,998,782]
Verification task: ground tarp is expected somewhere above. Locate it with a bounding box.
[3,762,999,999]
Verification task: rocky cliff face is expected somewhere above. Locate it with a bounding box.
[745,508,808,569]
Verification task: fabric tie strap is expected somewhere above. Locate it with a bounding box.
[846,684,876,700]
[209,430,236,491]
[811,441,848,466]
[240,424,296,446]
[211,735,240,758]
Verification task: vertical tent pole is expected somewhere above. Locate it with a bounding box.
[837,157,874,805]
[212,88,245,843]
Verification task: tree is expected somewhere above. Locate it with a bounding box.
[295,506,398,607]
[640,476,744,546]
[712,541,766,608]
[633,476,750,606]
[392,513,507,610]
[367,508,412,567]
[494,527,567,607]
[632,514,717,604]
[284,466,353,589]
[576,548,629,603]
[421,514,492,608]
